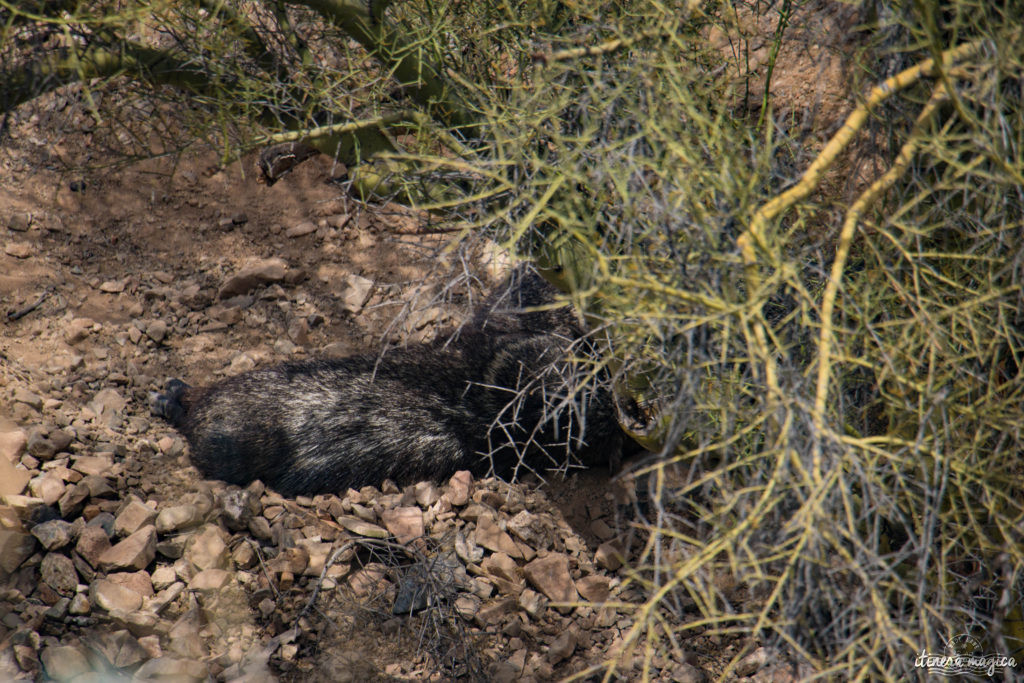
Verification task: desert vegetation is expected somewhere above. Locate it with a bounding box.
[4,0,1024,679]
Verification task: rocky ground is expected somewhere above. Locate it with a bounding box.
[0,132,760,681]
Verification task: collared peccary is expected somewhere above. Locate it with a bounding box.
[151,265,629,495]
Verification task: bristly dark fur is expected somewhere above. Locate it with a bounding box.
[151,265,627,495]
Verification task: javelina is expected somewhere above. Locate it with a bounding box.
[151,265,627,495]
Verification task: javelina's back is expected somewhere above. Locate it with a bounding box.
[152,266,624,495]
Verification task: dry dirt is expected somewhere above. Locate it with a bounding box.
[0,124,725,681]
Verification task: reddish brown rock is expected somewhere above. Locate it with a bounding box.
[474,514,523,559]
[446,470,473,506]
[75,525,112,568]
[98,525,157,572]
[91,578,144,612]
[575,575,611,603]
[595,540,625,572]
[114,499,158,537]
[523,554,578,608]
[184,524,231,571]
[380,506,424,544]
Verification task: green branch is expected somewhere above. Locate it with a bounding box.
[290,0,474,132]
[1,43,212,112]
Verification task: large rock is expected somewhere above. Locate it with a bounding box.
[134,657,208,681]
[338,273,374,313]
[446,471,473,506]
[0,529,36,575]
[30,519,75,550]
[575,574,611,603]
[114,499,158,537]
[218,258,288,299]
[474,514,523,558]
[40,645,91,682]
[75,525,112,568]
[155,504,202,533]
[0,446,29,496]
[98,525,157,571]
[40,552,78,595]
[380,506,424,544]
[91,578,144,612]
[523,554,578,607]
[184,524,231,571]
[0,422,28,463]
[337,516,389,539]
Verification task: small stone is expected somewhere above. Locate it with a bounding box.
[40,552,78,594]
[474,514,522,558]
[26,430,55,458]
[595,540,625,572]
[155,504,202,533]
[348,563,389,599]
[90,387,127,416]
[589,518,616,541]
[455,594,482,620]
[150,565,177,591]
[518,588,548,619]
[29,473,66,505]
[380,506,424,544]
[0,529,36,574]
[105,630,148,669]
[184,524,230,570]
[481,552,521,585]
[69,593,90,615]
[337,516,389,539]
[507,510,547,548]
[137,635,162,660]
[575,575,611,603]
[454,531,484,564]
[325,213,350,229]
[218,258,288,299]
[72,457,113,478]
[58,481,90,518]
[133,657,208,681]
[285,220,318,238]
[189,568,231,591]
[13,644,39,675]
[98,525,157,571]
[446,470,473,506]
[475,597,516,627]
[108,570,154,598]
[65,318,95,344]
[0,453,30,496]
[114,499,158,537]
[412,481,441,508]
[0,423,28,462]
[523,554,578,607]
[91,578,144,612]
[14,389,43,411]
[338,273,374,314]
[7,212,31,231]
[735,647,769,677]
[99,279,126,293]
[667,663,708,683]
[5,242,32,258]
[546,630,576,664]
[231,541,255,569]
[145,319,169,343]
[40,645,91,681]
[75,525,112,567]
[30,518,74,557]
